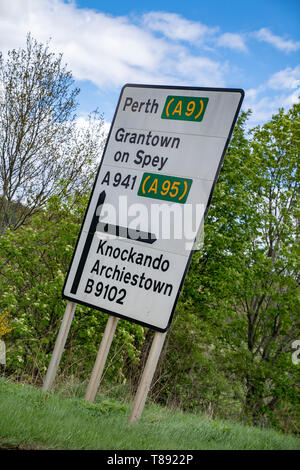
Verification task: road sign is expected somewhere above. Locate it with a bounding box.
[63,84,244,331]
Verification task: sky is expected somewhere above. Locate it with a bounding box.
[0,0,299,129]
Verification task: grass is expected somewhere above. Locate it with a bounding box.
[0,377,299,450]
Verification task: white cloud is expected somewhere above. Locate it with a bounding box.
[281,88,300,108]
[143,12,249,54]
[0,0,299,129]
[142,11,218,43]
[243,69,299,127]
[76,115,111,136]
[173,54,226,86]
[244,88,261,101]
[254,28,300,53]
[244,92,280,125]
[0,0,225,89]
[216,33,247,52]
[267,66,300,90]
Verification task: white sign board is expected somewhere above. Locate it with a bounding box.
[63,85,244,331]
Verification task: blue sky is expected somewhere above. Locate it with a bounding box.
[0,0,299,128]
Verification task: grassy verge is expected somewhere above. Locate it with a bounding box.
[0,378,299,450]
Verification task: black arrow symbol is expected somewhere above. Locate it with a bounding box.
[96,222,157,244]
[71,190,106,294]
[71,190,157,295]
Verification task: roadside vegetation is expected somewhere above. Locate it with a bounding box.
[1,378,299,450]
[0,34,299,443]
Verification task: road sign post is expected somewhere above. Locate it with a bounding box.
[128,330,167,423]
[44,84,243,417]
[43,301,76,392]
[85,315,119,403]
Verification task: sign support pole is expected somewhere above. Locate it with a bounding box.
[128,330,167,423]
[85,315,119,403]
[42,301,76,392]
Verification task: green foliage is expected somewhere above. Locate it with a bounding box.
[0,191,145,383]
[1,378,299,450]
[0,84,299,436]
[156,104,300,432]
[0,34,105,230]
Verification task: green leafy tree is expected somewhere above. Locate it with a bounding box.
[0,33,105,230]
[0,192,144,384]
[166,104,299,430]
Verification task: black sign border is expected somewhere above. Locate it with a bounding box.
[62,84,244,332]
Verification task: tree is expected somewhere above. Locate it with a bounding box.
[0,191,145,383]
[240,104,300,426]
[0,33,105,230]
[146,105,299,432]
[172,104,300,429]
